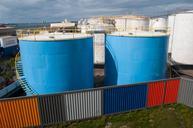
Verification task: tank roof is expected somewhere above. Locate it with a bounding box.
[19,33,92,41]
[114,15,149,20]
[109,31,169,37]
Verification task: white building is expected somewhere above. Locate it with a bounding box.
[50,19,75,28]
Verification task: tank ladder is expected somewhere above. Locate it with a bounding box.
[15,53,38,95]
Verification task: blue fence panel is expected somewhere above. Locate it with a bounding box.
[104,84,147,114]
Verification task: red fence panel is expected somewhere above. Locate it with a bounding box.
[164,79,180,104]
[147,81,165,107]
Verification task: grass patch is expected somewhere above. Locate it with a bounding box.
[47,104,193,128]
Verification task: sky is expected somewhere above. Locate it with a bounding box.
[0,0,193,23]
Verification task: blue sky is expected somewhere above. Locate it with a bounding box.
[0,0,193,23]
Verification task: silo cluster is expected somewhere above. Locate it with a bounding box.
[18,15,171,95]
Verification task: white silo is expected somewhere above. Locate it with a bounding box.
[150,17,168,32]
[114,16,149,31]
[170,11,193,65]
[167,15,176,53]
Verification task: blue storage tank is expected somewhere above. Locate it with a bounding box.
[19,33,94,95]
[105,32,169,86]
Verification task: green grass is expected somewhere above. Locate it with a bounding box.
[47,104,193,128]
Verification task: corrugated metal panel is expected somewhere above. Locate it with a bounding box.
[65,89,102,121]
[164,79,180,104]
[147,81,165,107]
[38,95,66,125]
[0,97,41,128]
[178,78,193,107]
[104,84,147,115]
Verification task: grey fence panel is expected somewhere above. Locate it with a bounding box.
[65,89,102,121]
[38,95,66,125]
[178,78,193,107]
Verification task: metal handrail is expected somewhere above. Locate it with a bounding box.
[16,26,171,38]
[14,52,38,95]
[15,52,20,79]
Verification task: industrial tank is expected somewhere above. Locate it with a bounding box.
[105,31,169,85]
[115,16,149,32]
[150,17,168,32]
[169,11,193,65]
[19,33,93,94]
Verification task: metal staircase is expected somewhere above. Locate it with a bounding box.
[15,53,38,95]
[16,60,24,77]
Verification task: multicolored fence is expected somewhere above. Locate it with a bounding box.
[1,77,192,127]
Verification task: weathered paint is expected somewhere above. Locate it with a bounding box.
[65,89,102,121]
[0,97,41,128]
[147,81,165,107]
[164,79,180,104]
[104,84,147,114]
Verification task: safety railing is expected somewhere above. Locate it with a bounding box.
[0,77,185,127]
[14,52,38,95]
[16,26,171,39]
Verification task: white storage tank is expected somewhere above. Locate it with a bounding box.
[169,11,193,64]
[150,17,168,32]
[115,16,149,31]
[167,15,176,53]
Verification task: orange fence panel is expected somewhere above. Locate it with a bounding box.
[0,97,41,128]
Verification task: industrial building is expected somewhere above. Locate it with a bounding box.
[50,19,76,28]
[2,9,193,125]
[2,8,193,128]
[0,26,19,57]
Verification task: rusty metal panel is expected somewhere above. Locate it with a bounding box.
[65,89,102,121]
[38,94,66,125]
[0,97,41,128]
[147,81,165,107]
[164,79,180,104]
[178,78,193,107]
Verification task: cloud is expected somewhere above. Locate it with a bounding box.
[0,0,193,23]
